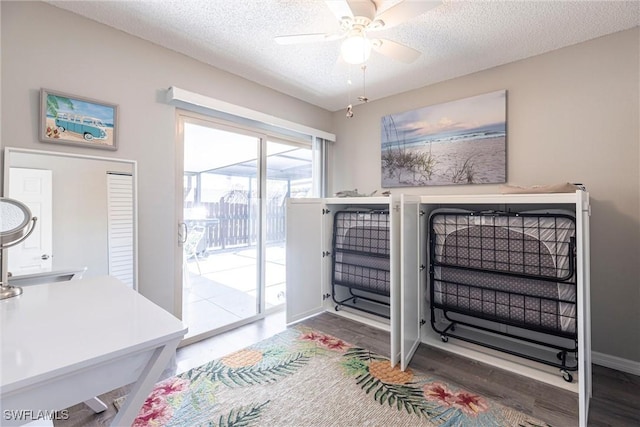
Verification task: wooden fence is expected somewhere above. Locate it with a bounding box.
[185,197,285,252]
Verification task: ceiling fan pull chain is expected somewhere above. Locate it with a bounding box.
[346,66,354,118]
[358,65,369,103]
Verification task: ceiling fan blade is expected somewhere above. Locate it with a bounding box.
[346,0,377,20]
[374,0,441,29]
[371,38,421,63]
[275,33,343,45]
[325,0,354,20]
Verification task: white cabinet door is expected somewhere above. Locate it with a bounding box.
[576,190,591,426]
[389,197,401,367]
[285,199,324,324]
[400,194,422,370]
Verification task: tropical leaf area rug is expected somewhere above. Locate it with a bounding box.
[122,326,551,427]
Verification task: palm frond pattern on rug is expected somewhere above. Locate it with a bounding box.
[127,326,551,427]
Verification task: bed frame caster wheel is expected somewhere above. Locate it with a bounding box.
[334,305,339,312]
[561,369,573,383]
[441,335,448,343]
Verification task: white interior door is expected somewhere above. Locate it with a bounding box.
[8,167,53,275]
[400,194,422,370]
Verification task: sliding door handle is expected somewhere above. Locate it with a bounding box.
[178,222,188,245]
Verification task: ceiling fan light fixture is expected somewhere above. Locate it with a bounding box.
[341,33,372,65]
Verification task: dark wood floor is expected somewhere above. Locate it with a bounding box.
[57,311,640,427]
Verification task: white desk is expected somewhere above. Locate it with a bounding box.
[0,276,187,426]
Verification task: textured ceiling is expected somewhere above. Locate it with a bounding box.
[47,0,639,112]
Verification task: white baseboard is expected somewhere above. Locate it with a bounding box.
[592,351,640,376]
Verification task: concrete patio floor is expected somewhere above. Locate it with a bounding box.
[182,244,285,339]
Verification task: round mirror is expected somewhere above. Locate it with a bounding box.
[1,197,37,299]
[1,198,32,245]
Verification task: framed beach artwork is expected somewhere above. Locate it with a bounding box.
[381,90,506,187]
[39,88,118,150]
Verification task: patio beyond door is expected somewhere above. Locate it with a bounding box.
[179,116,313,342]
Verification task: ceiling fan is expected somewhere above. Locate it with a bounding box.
[275,0,441,65]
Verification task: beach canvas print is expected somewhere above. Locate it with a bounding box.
[381,90,506,187]
[39,89,118,150]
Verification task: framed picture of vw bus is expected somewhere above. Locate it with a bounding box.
[39,88,118,150]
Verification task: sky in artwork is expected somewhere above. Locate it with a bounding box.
[48,95,115,126]
[383,90,506,142]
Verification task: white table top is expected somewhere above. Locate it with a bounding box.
[0,276,187,394]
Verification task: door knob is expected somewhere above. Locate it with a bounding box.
[41,254,50,260]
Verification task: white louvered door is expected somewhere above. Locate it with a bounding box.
[107,172,135,289]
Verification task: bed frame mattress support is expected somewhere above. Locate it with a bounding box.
[429,210,578,382]
[332,210,391,318]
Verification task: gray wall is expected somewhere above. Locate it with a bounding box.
[0,1,333,314]
[330,28,640,363]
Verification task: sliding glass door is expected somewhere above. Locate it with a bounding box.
[264,140,314,308]
[178,113,315,343]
